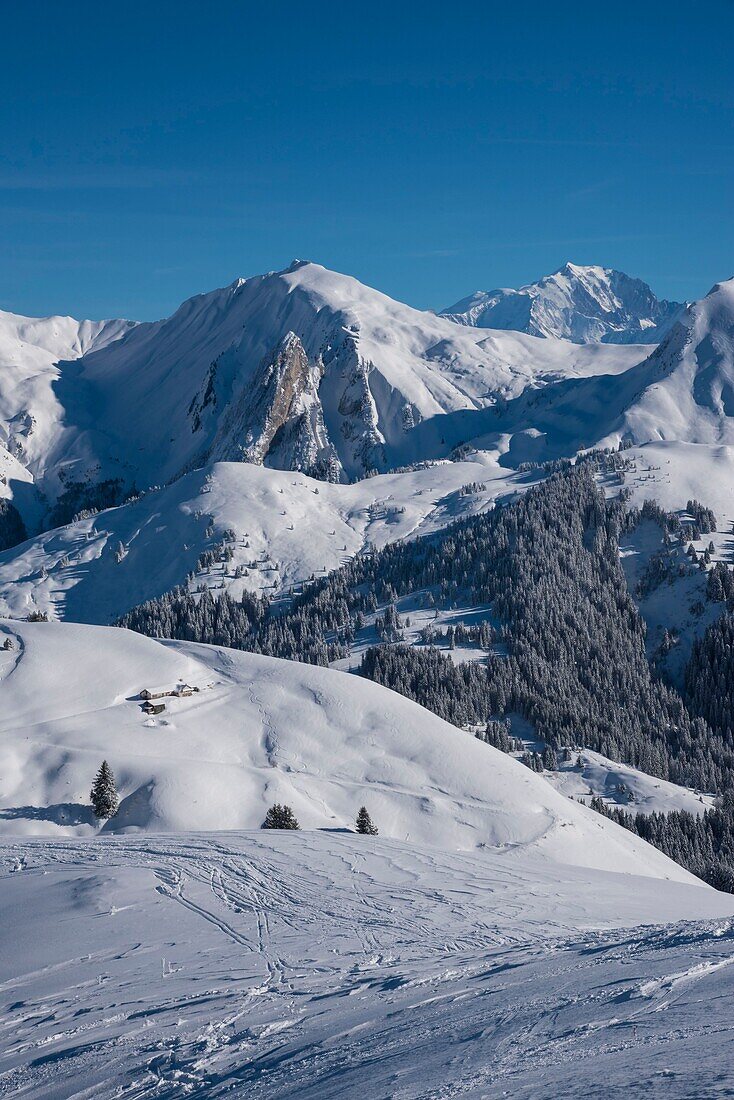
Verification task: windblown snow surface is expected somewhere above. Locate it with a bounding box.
[2,831,734,1100]
[1,622,734,1097]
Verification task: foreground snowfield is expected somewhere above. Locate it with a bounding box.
[4,625,732,1095]
[1,830,733,1099]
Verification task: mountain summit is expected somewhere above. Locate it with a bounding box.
[0,261,642,521]
[441,262,685,345]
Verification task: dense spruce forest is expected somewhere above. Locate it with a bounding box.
[118,464,734,888]
[590,794,734,892]
[686,610,734,743]
[0,498,26,553]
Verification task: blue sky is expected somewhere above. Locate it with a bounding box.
[2,1,733,320]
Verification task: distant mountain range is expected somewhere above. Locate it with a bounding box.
[2,259,733,551]
[441,262,686,344]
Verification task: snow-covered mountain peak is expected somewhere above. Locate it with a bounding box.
[0,308,135,364]
[442,263,685,345]
[474,274,734,466]
[0,261,647,521]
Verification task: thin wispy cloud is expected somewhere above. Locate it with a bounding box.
[565,179,617,201]
[0,166,197,191]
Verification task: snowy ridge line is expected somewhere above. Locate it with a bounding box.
[0,259,647,533]
[442,262,685,345]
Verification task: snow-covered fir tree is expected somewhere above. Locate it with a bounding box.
[356,806,378,835]
[262,804,300,830]
[90,760,119,820]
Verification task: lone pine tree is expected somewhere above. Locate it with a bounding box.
[90,760,119,820]
[262,803,300,830]
[356,806,378,835]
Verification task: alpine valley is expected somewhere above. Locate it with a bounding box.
[4,259,734,1098]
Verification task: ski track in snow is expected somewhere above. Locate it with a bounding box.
[1,831,734,1099]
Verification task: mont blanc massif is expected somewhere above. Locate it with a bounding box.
[4,258,734,1098]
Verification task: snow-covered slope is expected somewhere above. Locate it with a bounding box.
[0,262,645,519]
[544,746,714,815]
[442,262,684,344]
[0,458,525,623]
[419,279,734,485]
[0,618,701,883]
[1,830,732,1099]
[0,308,134,476]
[606,277,734,448]
[542,278,734,458]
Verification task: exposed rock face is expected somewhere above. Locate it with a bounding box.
[209,332,342,480]
[0,260,658,512]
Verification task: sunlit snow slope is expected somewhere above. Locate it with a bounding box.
[0,458,527,623]
[417,278,734,482]
[1,831,733,1099]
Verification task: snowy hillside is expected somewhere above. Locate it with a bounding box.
[0,617,699,882]
[0,261,644,524]
[556,279,734,458]
[0,309,135,529]
[609,277,734,447]
[0,308,135,377]
[0,309,134,474]
[0,458,525,623]
[1,830,732,1099]
[543,746,714,816]
[442,262,684,344]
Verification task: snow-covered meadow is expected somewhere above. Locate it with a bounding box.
[2,618,731,1096]
[0,459,522,624]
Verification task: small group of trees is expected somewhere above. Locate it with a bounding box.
[261,803,378,835]
[88,764,379,838]
[262,803,300,830]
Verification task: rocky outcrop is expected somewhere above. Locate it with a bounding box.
[210,333,342,480]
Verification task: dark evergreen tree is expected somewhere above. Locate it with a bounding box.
[262,803,300,830]
[90,760,119,820]
[117,462,734,881]
[356,806,378,835]
[120,465,728,792]
[587,791,734,894]
[0,498,26,553]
